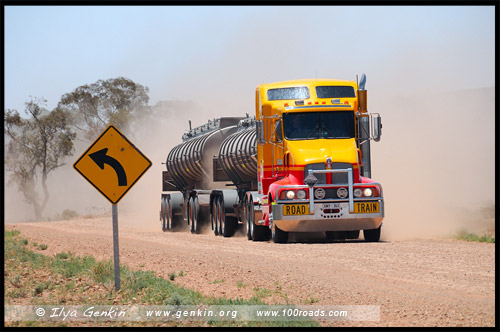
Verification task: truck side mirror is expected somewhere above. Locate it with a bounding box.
[373,115,382,142]
[273,119,283,142]
[256,120,266,144]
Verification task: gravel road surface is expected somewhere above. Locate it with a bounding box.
[6,217,495,327]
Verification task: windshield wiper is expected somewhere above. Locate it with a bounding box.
[306,121,320,139]
[319,122,335,138]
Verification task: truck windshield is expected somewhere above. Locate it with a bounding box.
[267,87,310,100]
[283,111,355,140]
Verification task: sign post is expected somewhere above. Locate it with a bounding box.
[74,125,152,290]
[112,204,120,290]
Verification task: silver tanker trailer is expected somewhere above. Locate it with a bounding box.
[160,115,269,240]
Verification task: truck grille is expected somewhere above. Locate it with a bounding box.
[304,162,352,185]
[322,188,348,199]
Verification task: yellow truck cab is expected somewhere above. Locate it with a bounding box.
[255,76,384,243]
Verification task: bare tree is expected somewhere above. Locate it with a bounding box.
[57,77,150,141]
[4,97,76,220]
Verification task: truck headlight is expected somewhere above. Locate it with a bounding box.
[296,190,307,199]
[363,188,373,197]
[337,187,348,199]
[286,190,296,200]
[314,188,326,199]
[354,188,363,198]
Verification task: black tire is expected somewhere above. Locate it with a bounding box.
[345,230,360,239]
[272,224,288,243]
[218,196,234,237]
[189,197,200,234]
[219,197,225,236]
[364,225,381,242]
[223,217,235,238]
[252,223,270,242]
[186,197,191,227]
[194,196,200,233]
[211,197,219,236]
[214,197,221,235]
[247,196,270,241]
[161,197,167,232]
[165,197,172,230]
[192,196,200,234]
[245,198,252,240]
[217,197,224,236]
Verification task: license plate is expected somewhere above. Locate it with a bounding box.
[283,204,309,216]
[323,203,341,209]
[354,202,379,214]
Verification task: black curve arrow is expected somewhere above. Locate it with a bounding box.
[89,148,127,186]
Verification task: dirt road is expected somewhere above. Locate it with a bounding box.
[5,217,495,327]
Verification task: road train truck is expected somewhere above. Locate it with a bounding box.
[160,75,384,243]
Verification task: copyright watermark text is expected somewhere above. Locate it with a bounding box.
[6,305,380,322]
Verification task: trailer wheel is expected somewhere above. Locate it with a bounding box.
[193,196,199,234]
[216,197,223,236]
[217,197,231,237]
[166,197,172,230]
[213,197,219,235]
[161,197,167,232]
[168,193,184,230]
[186,197,191,227]
[223,217,235,237]
[245,197,252,240]
[211,197,219,236]
[189,196,199,234]
[219,197,225,235]
[189,197,195,233]
[272,224,288,243]
[364,225,381,242]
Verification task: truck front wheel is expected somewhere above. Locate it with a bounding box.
[364,226,381,242]
[247,196,269,241]
[272,224,288,243]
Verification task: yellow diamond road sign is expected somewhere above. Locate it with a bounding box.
[74,125,152,205]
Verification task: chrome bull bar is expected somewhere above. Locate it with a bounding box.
[275,168,356,215]
[306,168,353,214]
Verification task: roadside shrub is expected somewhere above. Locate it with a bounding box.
[61,209,79,220]
[91,260,114,283]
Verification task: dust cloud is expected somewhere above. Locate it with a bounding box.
[111,100,204,232]
[372,87,495,240]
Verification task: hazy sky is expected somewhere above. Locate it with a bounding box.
[4,5,495,114]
